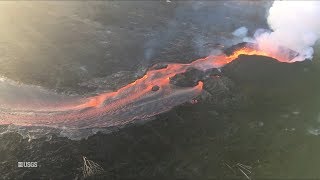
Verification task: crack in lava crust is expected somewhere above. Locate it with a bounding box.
[0,46,292,129]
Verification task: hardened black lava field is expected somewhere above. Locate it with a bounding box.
[1,1,320,179]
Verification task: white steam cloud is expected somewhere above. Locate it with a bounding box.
[256,1,320,61]
[232,26,248,38]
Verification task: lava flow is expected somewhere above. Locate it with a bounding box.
[0,45,294,129]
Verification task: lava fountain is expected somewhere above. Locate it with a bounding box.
[0,43,298,130]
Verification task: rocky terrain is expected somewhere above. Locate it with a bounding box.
[0,53,316,179]
[1,1,320,179]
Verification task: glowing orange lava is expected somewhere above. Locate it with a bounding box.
[226,47,290,63]
[0,46,291,129]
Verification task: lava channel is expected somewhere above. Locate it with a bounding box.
[0,45,294,129]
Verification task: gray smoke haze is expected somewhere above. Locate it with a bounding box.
[144,1,320,63]
[143,1,270,64]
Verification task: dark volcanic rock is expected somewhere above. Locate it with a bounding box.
[222,55,312,88]
[169,68,205,87]
[149,63,168,71]
[151,85,160,91]
[168,64,248,109]
[224,42,256,56]
[0,133,82,179]
[203,76,235,96]
[169,67,222,88]
[224,42,299,61]
[201,76,248,109]
[0,55,314,180]
[168,66,247,109]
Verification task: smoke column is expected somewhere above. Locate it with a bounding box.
[256,1,320,61]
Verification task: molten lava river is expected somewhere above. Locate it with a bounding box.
[0,47,292,130]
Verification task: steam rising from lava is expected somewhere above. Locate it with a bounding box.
[255,1,320,61]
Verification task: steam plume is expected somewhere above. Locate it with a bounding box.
[256,1,320,61]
